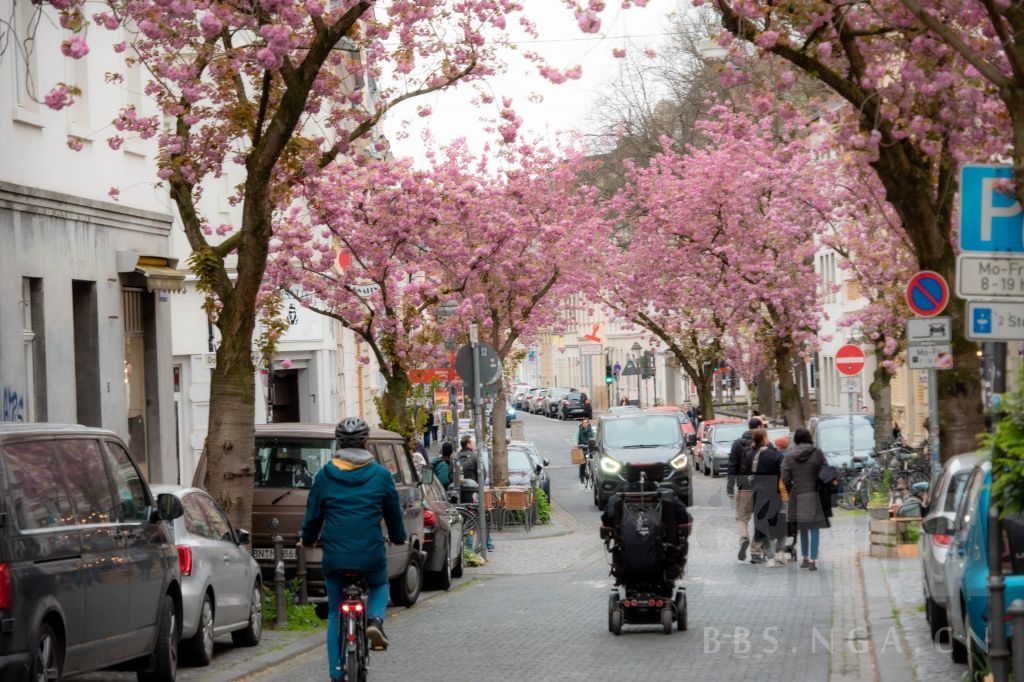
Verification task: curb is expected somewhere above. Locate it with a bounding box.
[861,555,917,681]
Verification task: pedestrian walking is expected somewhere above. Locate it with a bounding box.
[781,427,831,571]
[576,418,594,484]
[727,418,760,561]
[430,408,440,444]
[424,410,435,450]
[748,428,783,566]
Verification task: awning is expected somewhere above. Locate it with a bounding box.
[117,252,186,293]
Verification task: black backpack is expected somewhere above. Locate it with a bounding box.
[457,453,476,481]
[619,501,665,572]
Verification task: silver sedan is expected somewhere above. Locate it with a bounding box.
[151,484,263,666]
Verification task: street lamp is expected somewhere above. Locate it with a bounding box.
[631,342,642,407]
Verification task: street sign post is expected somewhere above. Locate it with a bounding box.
[956,255,1024,298]
[580,343,602,356]
[959,165,1024,254]
[907,344,954,370]
[905,271,950,317]
[966,301,1024,341]
[840,377,861,393]
[835,344,865,376]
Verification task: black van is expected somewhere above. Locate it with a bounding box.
[193,423,425,609]
[0,424,184,682]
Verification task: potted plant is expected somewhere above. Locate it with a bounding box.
[867,470,893,520]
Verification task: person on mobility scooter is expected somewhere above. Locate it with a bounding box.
[600,462,692,635]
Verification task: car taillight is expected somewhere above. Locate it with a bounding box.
[932,534,952,548]
[0,563,10,609]
[423,509,437,527]
[177,546,193,576]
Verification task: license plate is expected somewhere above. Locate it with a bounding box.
[252,547,296,561]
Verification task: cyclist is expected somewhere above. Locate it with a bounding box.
[577,418,595,485]
[300,417,406,681]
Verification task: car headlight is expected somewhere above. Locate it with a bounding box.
[600,457,622,474]
[670,453,689,470]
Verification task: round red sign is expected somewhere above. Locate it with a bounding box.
[835,344,865,376]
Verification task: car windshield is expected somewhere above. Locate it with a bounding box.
[254,438,333,488]
[603,416,682,449]
[508,449,533,471]
[817,423,875,453]
[713,425,746,443]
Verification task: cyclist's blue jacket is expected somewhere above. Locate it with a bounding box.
[300,447,407,574]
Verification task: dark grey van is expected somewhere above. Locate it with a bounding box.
[193,423,425,610]
[0,424,184,682]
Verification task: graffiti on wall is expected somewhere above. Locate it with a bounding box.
[2,387,25,422]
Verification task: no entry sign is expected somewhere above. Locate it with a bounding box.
[835,344,865,376]
[905,271,950,317]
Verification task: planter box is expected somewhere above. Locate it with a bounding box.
[868,507,891,520]
[896,543,919,558]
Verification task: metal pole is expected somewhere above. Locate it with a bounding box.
[296,542,308,605]
[990,508,1010,680]
[928,369,940,481]
[273,535,287,627]
[848,385,855,466]
[470,326,488,561]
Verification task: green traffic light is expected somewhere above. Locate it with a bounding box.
[605,376,613,385]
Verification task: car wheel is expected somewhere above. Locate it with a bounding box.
[925,595,947,643]
[661,607,674,635]
[390,553,423,607]
[428,544,453,591]
[610,608,623,636]
[451,542,464,578]
[949,608,967,664]
[686,487,694,507]
[30,622,62,682]
[597,494,607,511]
[137,594,178,682]
[593,487,600,508]
[232,583,263,646]
[702,459,710,477]
[183,593,215,666]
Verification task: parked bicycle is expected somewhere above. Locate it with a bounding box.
[582,444,596,491]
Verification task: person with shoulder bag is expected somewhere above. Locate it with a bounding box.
[576,418,594,484]
[747,429,783,566]
[781,427,831,571]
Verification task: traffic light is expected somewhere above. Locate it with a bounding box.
[605,364,614,385]
[641,351,655,379]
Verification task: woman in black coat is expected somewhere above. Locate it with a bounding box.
[781,427,830,570]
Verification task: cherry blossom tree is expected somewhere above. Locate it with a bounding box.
[269,155,454,441]
[610,107,830,427]
[26,0,649,526]
[704,0,1007,455]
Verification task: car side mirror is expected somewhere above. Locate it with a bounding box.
[421,467,434,485]
[896,500,923,519]
[155,493,184,522]
[542,458,550,467]
[535,464,542,475]
[921,516,950,535]
[236,529,251,545]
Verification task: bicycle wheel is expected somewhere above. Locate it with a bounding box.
[345,638,360,682]
[459,508,483,553]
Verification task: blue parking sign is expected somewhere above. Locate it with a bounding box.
[960,165,1024,253]
[972,307,992,336]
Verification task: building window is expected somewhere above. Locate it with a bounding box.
[12,0,41,121]
[21,277,46,421]
[72,280,101,427]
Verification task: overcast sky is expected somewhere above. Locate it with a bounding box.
[383,0,686,165]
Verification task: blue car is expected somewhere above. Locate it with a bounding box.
[929,460,1024,673]
[506,403,517,428]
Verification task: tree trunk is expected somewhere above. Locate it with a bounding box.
[937,295,984,461]
[868,347,894,448]
[696,376,715,420]
[377,371,414,441]
[490,386,509,487]
[755,371,774,420]
[796,359,812,421]
[204,302,258,530]
[774,344,805,428]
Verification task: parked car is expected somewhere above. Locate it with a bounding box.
[542,387,575,418]
[507,442,551,501]
[693,419,744,477]
[918,452,979,642]
[558,391,593,420]
[930,459,1024,673]
[520,388,541,413]
[808,415,877,469]
[529,389,551,414]
[0,424,184,682]
[419,475,464,590]
[511,385,533,410]
[606,405,641,415]
[151,484,263,666]
[193,423,426,615]
[591,413,693,508]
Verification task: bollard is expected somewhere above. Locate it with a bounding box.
[989,510,1010,682]
[296,542,308,605]
[273,535,287,628]
[1010,599,1024,682]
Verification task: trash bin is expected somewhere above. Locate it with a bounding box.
[459,478,480,504]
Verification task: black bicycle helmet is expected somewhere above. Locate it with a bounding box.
[335,417,370,448]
